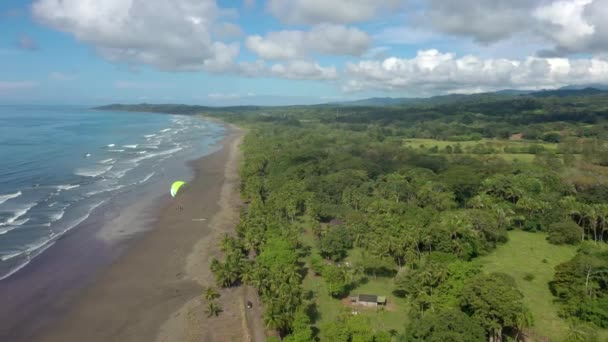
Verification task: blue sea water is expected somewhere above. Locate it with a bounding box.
[0,106,225,280]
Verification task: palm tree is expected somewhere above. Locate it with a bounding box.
[205,301,222,317]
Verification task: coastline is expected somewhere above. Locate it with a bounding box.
[0,120,260,341]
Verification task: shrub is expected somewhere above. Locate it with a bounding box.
[547,222,582,245]
[524,273,535,281]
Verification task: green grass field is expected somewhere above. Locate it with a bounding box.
[479,230,577,340]
[403,138,558,150]
[300,229,408,339]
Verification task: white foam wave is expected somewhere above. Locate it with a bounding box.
[75,165,113,177]
[132,147,183,163]
[109,149,125,152]
[0,219,29,235]
[85,184,127,197]
[141,144,159,149]
[160,128,171,133]
[144,134,156,138]
[138,172,155,184]
[98,158,115,164]
[137,151,147,155]
[0,203,35,227]
[0,191,21,205]
[55,184,80,191]
[108,165,137,179]
[0,200,107,280]
[1,250,23,261]
[123,144,138,149]
[48,202,58,207]
[107,144,115,147]
[50,211,65,222]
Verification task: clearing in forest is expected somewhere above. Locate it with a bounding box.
[479,230,577,340]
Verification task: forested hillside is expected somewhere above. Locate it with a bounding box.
[102,92,608,341]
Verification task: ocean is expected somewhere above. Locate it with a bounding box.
[0,105,225,280]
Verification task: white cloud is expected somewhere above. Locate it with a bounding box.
[344,49,608,95]
[114,81,174,89]
[235,60,337,80]
[374,27,442,45]
[535,0,608,54]
[246,24,370,60]
[49,72,76,81]
[0,81,39,92]
[213,22,243,39]
[535,0,594,50]
[416,0,608,55]
[267,0,401,24]
[270,60,338,80]
[32,0,239,72]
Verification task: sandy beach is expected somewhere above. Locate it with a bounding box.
[0,122,264,342]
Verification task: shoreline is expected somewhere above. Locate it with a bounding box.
[36,123,251,342]
[0,120,260,341]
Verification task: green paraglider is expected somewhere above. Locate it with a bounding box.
[171,181,186,198]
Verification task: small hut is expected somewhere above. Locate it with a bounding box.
[351,294,387,307]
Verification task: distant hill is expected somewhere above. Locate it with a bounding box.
[328,86,608,107]
[559,84,608,91]
[96,86,608,113]
[529,87,608,98]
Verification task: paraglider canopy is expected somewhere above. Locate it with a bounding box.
[171,181,186,197]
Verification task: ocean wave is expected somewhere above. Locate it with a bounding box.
[0,219,29,235]
[138,172,155,184]
[55,184,80,191]
[0,191,21,205]
[108,149,125,152]
[144,134,156,138]
[1,250,23,261]
[160,128,172,133]
[75,165,113,178]
[0,199,107,270]
[107,144,115,148]
[0,203,36,227]
[123,144,138,149]
[0,239,57,279]
[50,210,65,222]
[56,200,106,236]
[85,184,127,197]
[141,144,159,149]
[98,158,115,164]
[108,165,136,179]
[48,202,58,207]
[131,146,183,163]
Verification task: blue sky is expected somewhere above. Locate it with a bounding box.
[1,0,608,105]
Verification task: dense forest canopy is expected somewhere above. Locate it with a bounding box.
[101,90,608,341]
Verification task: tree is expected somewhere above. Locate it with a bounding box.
[551,247,608,327]
[461,273,531,341]
[548,222,583,245]
[405,309,486,342]
[542,132,562,143]
[283,309,314,342]
[319,225,353,261]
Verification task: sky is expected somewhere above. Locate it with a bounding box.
[1,0,608,105]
